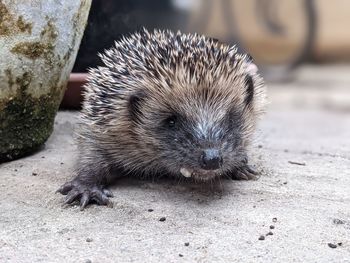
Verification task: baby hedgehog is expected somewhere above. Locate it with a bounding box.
[58,28,266,209]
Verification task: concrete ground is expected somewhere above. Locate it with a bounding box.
[1,66,350,263]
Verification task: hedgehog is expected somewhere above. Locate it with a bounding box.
[57,28,266,209]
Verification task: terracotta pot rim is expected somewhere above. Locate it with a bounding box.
[69,72,88,82]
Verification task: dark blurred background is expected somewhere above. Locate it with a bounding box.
[72,0,350,79]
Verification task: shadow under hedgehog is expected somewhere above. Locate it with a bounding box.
[57,28,266,209]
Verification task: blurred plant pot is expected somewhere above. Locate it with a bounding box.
[60,73,87,109]
[0,0,91,162]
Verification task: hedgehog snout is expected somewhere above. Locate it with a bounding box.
[199,148,223,170]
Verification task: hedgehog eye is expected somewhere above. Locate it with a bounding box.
[165,115,177,128]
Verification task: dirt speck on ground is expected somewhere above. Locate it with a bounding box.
[328,243,337,249]
[288,161,306,166]
[333,218,345,225]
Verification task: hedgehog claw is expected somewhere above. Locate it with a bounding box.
[64,189,80,204]
[80,192,90,210]
[56,182,73,195]
[103,189,114,197]
[57,179,113,209]
[231,164,259,180]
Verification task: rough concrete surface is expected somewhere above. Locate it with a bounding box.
[1,66,350,262]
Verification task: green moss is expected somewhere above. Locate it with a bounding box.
[0,72,63,162]
[0,1,32,36]
[0,0,12,35]
[40,19,57,40]
[16,15,32,34]
[10,19,58,63]
[11,41,54,60]
[4,69,14,87]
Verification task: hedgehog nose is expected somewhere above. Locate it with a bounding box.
[200,149,223,170]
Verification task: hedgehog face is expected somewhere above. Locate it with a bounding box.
[128,84,253,182]
[154,106,246,182]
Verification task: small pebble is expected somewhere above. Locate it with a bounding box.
[272,217,277,223]
[269,225,275,229]
[266,231,273,236]
[32,172,37,176]
[283,181,288,185]
[333,218,345,225]
[288,160,306,166]
[159,217,166,222]
[184,242,189,246]
[179,254,183,257]
[14,169,18,172]
[84,260,92,263]
[86,238,93,242]
[258,235,265,241]
[148,209,154,212]
[328,243,337,249]
[41,156,45,159]
[337,242,343,246]
[60,162,64,165]
[258,145,263,148]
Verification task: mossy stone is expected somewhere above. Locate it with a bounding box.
[0,72,63,161]
[0,0,91,162]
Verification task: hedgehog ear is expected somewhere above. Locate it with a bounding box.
[246,63,258,75]
[243,61,259,107]
[244,74,254,107]
[128,91,146,124]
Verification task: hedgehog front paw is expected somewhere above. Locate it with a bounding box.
[57,179,113,210]
[230,164,259,180]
